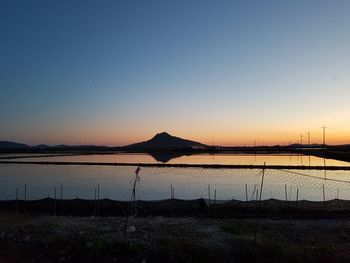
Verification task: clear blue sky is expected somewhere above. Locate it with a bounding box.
[1,0,350,146]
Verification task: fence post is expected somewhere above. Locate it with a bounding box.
[16,188,18,214]
[24,184,27,212]
[284,184,288,201]
[54,188,57,217]
[97,184,100,214]
[124,166,141,232]
[252,184,256,200]
[245,184,248,202]
[94,187,97,216]
[170,184,175,199]
[322,184,326,205]
[296,188,299,202]
[258,164,265,202]
[208,185,211,207]
[254,163,266,242]
[60,184,63,215]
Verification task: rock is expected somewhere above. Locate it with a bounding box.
[126,225,136,233]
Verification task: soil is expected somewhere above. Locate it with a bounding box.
[1,213,350,262]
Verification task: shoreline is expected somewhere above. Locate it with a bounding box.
[1,160,350,170]
[2,198,350,218]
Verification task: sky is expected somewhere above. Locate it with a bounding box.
[1,0,350,146]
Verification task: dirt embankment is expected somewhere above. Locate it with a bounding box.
[2,198,350,218]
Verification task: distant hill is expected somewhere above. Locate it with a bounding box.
[288,143,325,148]
[125,132,207,150]
[0,141,112,151]
[37,144,100,149]
[0,141,29,149]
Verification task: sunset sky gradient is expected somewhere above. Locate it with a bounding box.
[1,0,350,146]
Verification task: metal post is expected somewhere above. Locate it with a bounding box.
[296,188,299,202]
[322,125,326,148]
[323,185,326,204]
[94,187,97,216]
[254,164,266,242]
[60,184,63,215]
[97,184,100,214]
[16,188,18,214]
[208,185,211,207]
[54,188,57,217]
[258,165,265,202]
[284,184,288,201]
[308,131,311,167]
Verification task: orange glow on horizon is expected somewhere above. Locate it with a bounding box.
[8,117,350,147]
[18,129,349,147]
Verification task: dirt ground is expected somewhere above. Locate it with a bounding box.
[1,213,350,262]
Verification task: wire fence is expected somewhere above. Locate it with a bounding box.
[1,166,350,209]
[2,165,350,261]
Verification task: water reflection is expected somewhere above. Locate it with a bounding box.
[1,164,350,202]
[3,153,350,167]
[148,152,185,163]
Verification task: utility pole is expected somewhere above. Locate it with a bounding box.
[307,131,311,166]
[300,134,303,146]
[322,125,327,148]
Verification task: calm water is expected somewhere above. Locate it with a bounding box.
[1,157,350,201]
[1,152,350,166]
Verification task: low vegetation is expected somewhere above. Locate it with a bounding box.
[0,212,349,262]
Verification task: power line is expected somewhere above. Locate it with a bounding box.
[322,125,327,148]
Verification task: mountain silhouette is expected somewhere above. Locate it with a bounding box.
[147,151,188,163]
[125,132,207,149]
[0,141,29,149]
